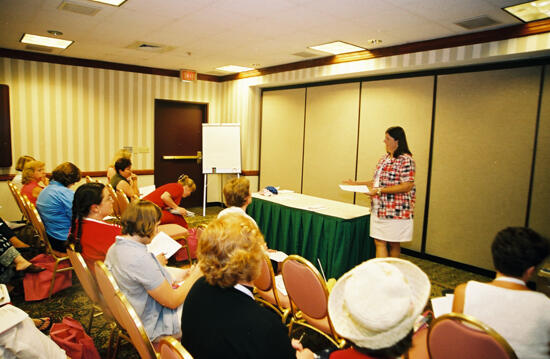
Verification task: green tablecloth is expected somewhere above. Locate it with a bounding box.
[247,196,374,279]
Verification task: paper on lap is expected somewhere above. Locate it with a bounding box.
[274,274,287,296]
[430,294,454,318]
[147,231,182,259]
[267,250,288,262]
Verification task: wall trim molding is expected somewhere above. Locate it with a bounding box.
[2,18,550,83]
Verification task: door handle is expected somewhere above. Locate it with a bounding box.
[162,151,202,163]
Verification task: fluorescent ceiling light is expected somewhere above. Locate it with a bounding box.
[20,34,73,49]
[504,0,550,22]
[89,0,127,5]
[309,41,365,55]
[216,65,254,73]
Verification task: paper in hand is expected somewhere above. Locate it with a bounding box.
[339,184,370,193]
[147,231,182,259]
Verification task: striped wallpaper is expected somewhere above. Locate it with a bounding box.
[2,31,550,177]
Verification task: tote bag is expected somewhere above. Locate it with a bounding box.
[50,317,100,359]
[23,253,72,301]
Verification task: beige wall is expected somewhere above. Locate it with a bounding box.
[260,88,305,192]
[302,83,360,202]
[529,65,550,239]
[427,67,541,269]
[357,77,434,252]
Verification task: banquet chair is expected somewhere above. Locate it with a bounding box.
[8,181,31,222]
[95,261,157,359]
[281,255,345,348]
[159,336,193,359]
[66,246,112,332]
[106,184,121,218]
[24,197,73,298]
[253,253,290,323]
[427,313,517,359]
[115,189,130,215]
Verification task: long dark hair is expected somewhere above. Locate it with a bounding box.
[67,182,105,252]
[386,126,412,158]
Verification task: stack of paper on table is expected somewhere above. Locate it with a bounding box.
[147,231,182,259]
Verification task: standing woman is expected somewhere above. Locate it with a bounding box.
[21,161,49,205]
[344,126,415,258]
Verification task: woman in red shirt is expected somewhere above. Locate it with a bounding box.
[21,160,49,205]
[143,174,196,229]
[67,182,120,269]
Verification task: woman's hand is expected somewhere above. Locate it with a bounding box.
[176,207,187,216]
[156,253,168,266]
[342,179,356,185]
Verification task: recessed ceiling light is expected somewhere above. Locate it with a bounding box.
[47,30,63,36]
[308,41,365,55]
[503,0,550,22]
[20,33,73,49]
[216,65,254,73]
[89,0,127,6]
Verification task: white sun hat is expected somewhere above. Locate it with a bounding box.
[328,258,430,350]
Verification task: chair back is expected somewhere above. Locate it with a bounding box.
[95,261,158,359]
[282,255,329,319]
[159,336,193,359]
[106,184,121,217]
[24,196,63,256]
[8,181,31,221]
[67,246,101,304]
[116,189,130,214]
[428,313,517,359]
[254,254,273,292]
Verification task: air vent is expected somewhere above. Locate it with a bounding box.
[58,0,101,15]
[293,51,318,58]
[127,41,174,53]
[25,44,53,53]
[455,16,500,30]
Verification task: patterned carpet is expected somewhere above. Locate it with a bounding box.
[9,205,492,358]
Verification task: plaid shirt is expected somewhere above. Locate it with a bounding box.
[373,154,416,219]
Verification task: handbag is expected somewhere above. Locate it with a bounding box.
[174,227,198,261]
[23,253,72,301]
[50,317,100,359]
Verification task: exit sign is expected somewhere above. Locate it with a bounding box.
[180,69,197,82]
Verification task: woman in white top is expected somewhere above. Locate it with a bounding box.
[217,177,256,224]
[453,227,550,359]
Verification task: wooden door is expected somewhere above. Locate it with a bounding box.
[154,100,207,207]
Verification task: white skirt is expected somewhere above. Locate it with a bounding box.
[370,213,413,243]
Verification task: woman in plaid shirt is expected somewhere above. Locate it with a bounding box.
[344,126,415,258]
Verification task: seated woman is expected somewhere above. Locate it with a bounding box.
[1,221,44,284]
[21,160,49,205]
[453,227,550,359]
[181,213,312,359]
[36,162,81,252]
[106,149,132,183]
[105,200,201,342]
[11,155,35,188]
[218,177,256,223]
[143,174,195,229]
[110,157,139,199]
[67,183,120,269]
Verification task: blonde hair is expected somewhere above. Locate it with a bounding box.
[223,177,250,207]
[22,161,45,185]
[198,213,265,288]
[15,155,35,172]
[121,200,162,238]
[110,149,132,166]
[177,174,196,192]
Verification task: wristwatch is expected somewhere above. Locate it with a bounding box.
[376,188,382,196]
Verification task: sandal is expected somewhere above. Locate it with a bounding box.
[35,317,53,333]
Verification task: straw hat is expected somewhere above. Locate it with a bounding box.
[328,258,430,349]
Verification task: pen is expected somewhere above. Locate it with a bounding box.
[297,333,305,343]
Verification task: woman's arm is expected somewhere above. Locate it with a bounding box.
[116,180,136,198]
[342,179,374,187]
[160,191,187,216]
[147,265,202,309]
[452,283,466,313]
[129,174,139,196]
